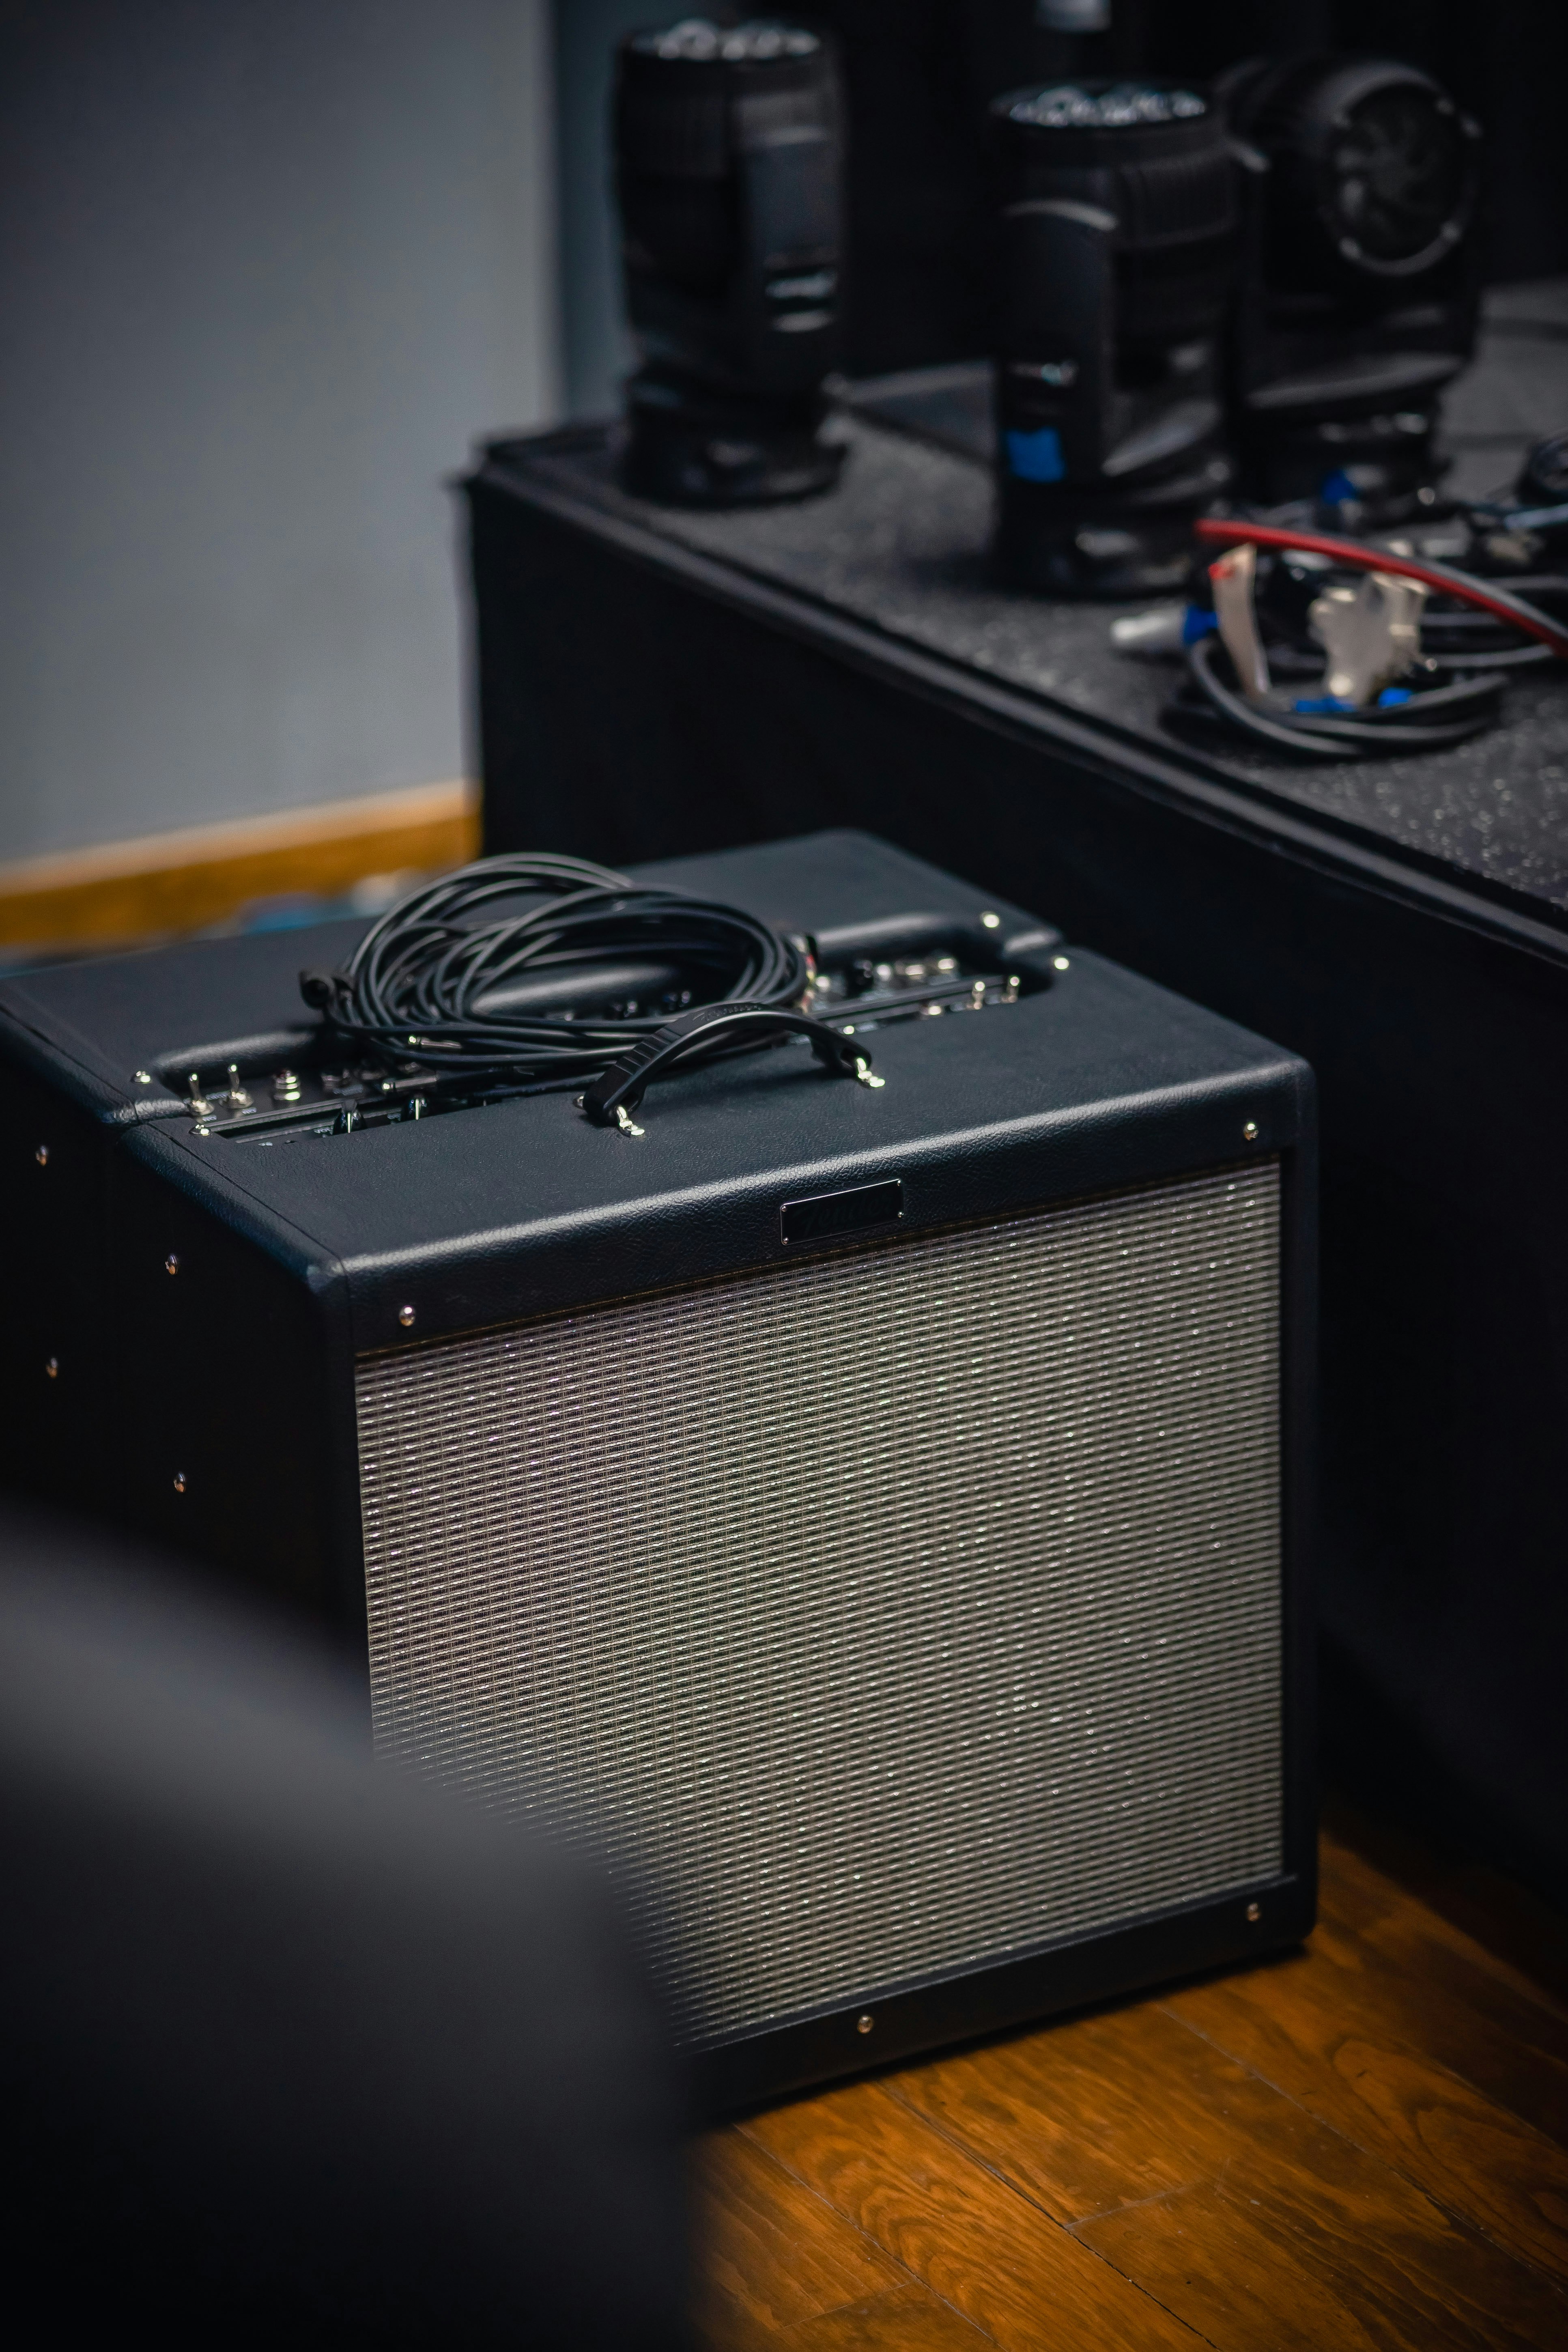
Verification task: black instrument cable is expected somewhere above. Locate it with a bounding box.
[1416,577,1568,671]
[299,852,823,1097]
[1174,635,1505,760]
[1166,517,1567,760]
[1193,518,1568,657]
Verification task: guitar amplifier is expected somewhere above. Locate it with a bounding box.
[0,830,1315,2110]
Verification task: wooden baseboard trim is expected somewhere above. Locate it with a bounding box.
[0,780,479,951]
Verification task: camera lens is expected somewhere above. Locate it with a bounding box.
[990,81,1237,596]
[615,18,846,509]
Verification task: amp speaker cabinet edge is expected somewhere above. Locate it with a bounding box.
[0,831,1316,2113]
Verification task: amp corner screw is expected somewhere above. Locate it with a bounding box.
[1245,1900,1261,1924]
[980,911,1001,930]
[398,1304,416,1328]
[1052,954,1070,971]
[856,2012,875,2036]
[1243,1120,1260,1143]
[135,1069,153,1085]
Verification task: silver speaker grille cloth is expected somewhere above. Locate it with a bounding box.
[357,1159,1282,2046]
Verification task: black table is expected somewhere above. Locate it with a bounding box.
[465,284,1568,1900]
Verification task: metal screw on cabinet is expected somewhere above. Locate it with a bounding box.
[398,1305,416,1328]
[1246,1900,1261,1924]
[45,1358,58,1380]
[856,2012,875,2035]
[1243,1120,1259,1143]
[1052,955,1071,971]
[172,1472,187,1495]
[980,912,1001,930]
[165,1254,180,1276]
[135,1070,153,1085]
[35,1144,48,1166]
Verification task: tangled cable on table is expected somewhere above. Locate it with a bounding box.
[1191,519,1568,659]
[1177,635,1505,759]
[1168,518,1567,760]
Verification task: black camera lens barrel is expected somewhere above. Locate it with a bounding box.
[615,18,847,508]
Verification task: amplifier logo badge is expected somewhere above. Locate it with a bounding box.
[781,1180,903,1246]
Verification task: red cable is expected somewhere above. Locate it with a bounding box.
[1194,517,1568,661]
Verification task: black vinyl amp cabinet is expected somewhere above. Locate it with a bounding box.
[0,832,1315,2111]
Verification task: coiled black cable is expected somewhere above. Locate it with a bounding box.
[1172,635,1504,760]
[300,853,810,1083]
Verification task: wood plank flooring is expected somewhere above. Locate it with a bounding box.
[695,1814,1568,2350]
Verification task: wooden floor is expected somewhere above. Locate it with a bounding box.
[695,1811,1568,2350]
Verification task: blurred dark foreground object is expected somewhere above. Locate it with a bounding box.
[0,1505,689,2348]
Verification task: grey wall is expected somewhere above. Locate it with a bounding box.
[0,0,557,865]
[554,0,647,417]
